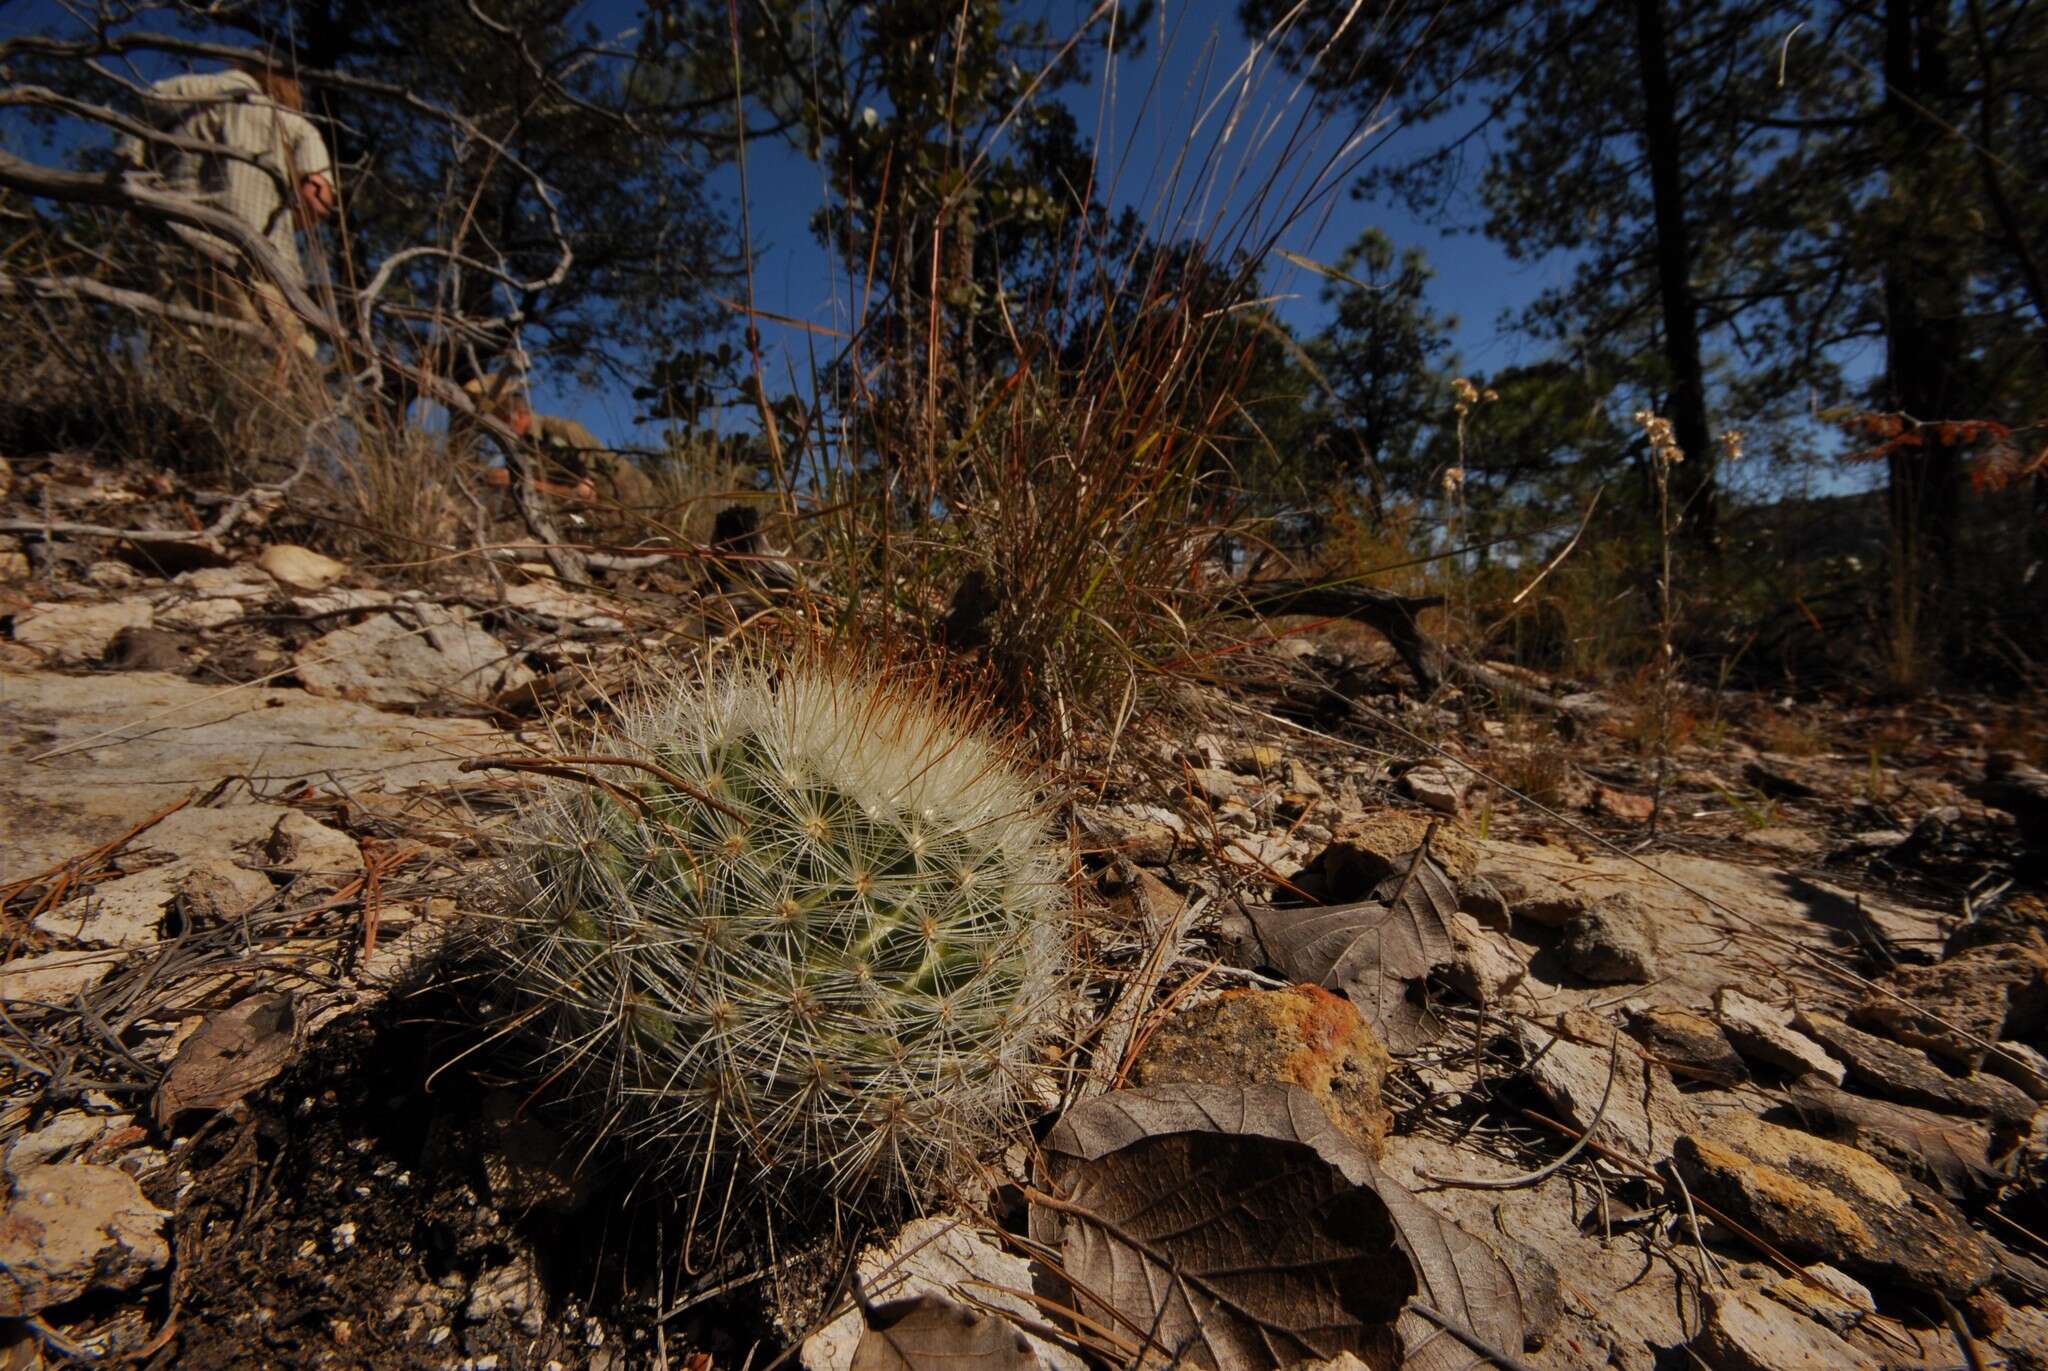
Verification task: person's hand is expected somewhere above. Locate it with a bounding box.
[299,173,336,221]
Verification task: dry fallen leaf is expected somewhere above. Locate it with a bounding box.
[153,992,297,1126]
[1033,1083,1521,1370]
[1242,849,1458,1052]
[850,1291,1040,1371]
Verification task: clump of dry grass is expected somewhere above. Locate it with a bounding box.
[319,408,467,567]
[0,291,326,486]
[1757,713,1830,757]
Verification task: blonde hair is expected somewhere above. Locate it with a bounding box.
[234,58,304,112]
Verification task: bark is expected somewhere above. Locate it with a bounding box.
[1631,0,1717,551]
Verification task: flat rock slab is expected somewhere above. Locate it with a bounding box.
[1763,1264,1875,1336]
[1850,943,2048,1072]
[1715,987,1846,1084]
[1628,1005,1747,1082]
[1793,1010,2036,1126]
[0,1163,170,1316]
[12,598,154,663]
[0,947,132,1005]
[1473,842,1950,1005]
[33,855,273,948]
[294,605,534,707]
[1693,1288,1876,1371]
[1672,1115,1992,1297]
[1783,1081,2003,1199]
[0,669,494,875]
[1519,1010,1697,1165]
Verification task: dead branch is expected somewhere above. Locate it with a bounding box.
[1233,578,1618,721]
[0,271,268,339]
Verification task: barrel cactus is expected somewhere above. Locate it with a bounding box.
[487,658,1068,1207]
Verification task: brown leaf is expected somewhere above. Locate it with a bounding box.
[1033,1083,1521,1370]
[153,992,297,1127]
[1242,851,1457,1053]
[850,1292,1040,1371]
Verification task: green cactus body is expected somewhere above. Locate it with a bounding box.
[492,662,1066,1203]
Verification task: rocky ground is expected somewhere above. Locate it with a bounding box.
[4,450,2047,1370]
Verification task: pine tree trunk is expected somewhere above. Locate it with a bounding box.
[1882,0,1966,659]
[1631,0,1717,552]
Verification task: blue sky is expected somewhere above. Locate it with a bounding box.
[558,0,1574,445]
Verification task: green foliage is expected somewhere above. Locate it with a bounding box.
[487,660,1067,1206]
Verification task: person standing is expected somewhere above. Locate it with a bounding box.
[124,59,336,365]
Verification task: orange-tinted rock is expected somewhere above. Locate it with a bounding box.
[1672,1115,1992,1298]
[1130,986,1393,1158]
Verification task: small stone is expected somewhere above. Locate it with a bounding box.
[1745,826,1823,856]
[1627,1005,1747,1082]
[1284,759,1324,799]
[293,606,533,707]
[1593,786,1655,823]
[264,811,364,881]
[1403,764,1466,814]
[1302,811,1478,900]
[1076,807,1180,865]
[1557,894,1659,983]
[1672,1115,1992,1297]
[1794,1010,2036,1125]
[1441,911,1526,1007]
[1189,767,1252,806]
[1519,1011,1696,1164]
[256,543,347,591]
[1456,874,1510,930]
[1227,743,1284,775]
[799,1217,1085,1371]
[1714,988,1846,1084]
[464,1259,537,1323]
[1107,869,1186,939]
[13,598,154,664]
[1692,1288,1876,1371]
[0,1163,171,1316]
[86,560,144,591]
[172,567,274,598]
[4,1113,119,1177]
[1480,866,1588,928]
[1850,942,2048,1072]
[100,625,189,670]
[172,858,275,923]
[1764,1264,1875,1336]
[1129,987,1393,1159]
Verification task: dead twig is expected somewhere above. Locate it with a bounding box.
[1404,1300,1544,1371]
